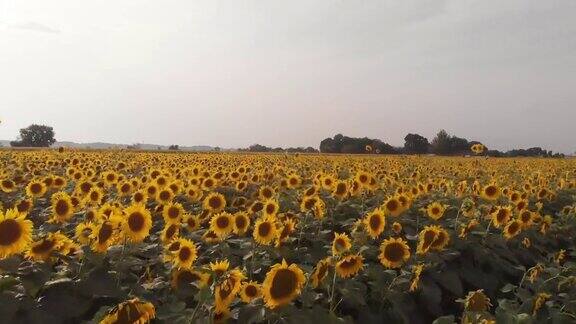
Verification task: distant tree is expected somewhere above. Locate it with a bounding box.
[403,133,429,154]
[10,124,56,147]
[214,147,221,152]
[430,130,451,155]
[168,144,180,150]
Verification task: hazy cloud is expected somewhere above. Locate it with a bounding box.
[10,22,60,34]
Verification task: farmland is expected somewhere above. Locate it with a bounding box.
[0,150,575,323]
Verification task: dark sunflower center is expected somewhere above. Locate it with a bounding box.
[270,269,297,299]
[128,212,145,232]
[339,257,358,269]
[508,222,520,233]
[384,242,405,262]
[335,183,346,195]
[166,225,178,239]
[209,197,222,209]
[168,207,180,219]
[216,216,229,229]
[245,285,258,297]
[178,270,200,287]
[369,215,381,230]
[266,204,276,214]
[30,183,42,194]
[32,238,56,254]
[258,222,271,237]
[387,200,399,212]
[431,207,440,215]
[235,216,246,229]
[485,186,497,196]
[159,191,171,201]
[98,223,113,244]
[179,247,191,261]
[0,219,22,246]
[55,200,69,216]
[17,200,31,213]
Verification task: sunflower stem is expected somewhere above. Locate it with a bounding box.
[453,203,462,230]
[485,219,492,236]
[116,236,128,287]
[329,269,338,313]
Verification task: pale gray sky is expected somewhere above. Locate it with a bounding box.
[1,1,575,153]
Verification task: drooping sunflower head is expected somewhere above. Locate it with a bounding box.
[491,206,512,228]
[122,203,152,243]
[463,289,491,312]
[518,210,533,228]
[503,219,522,240]
[262,259,306,309]
[90,220,118,253]
[74,222,95,245]
[335,254,364,278]
[364,209,386,239]
[379,237,411,269]
[161,223,181,243]
[171,268,210,291]
[15,198,33,216]
[429,226,450,251]
[26,232,61,261]
[331,232,352,256]
[210,212,234,238]
[310,257,332,288]
[100,298,156,324]
[203,192,227,213]
[0,209,33,258]
[417,226,439,255]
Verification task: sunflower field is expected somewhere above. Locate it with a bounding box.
[0,149,575,324]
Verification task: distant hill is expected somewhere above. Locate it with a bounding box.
[0,140,217,151]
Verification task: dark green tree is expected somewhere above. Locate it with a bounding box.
[10,124,56,147]
[403,133,430,154]
[430,129,451,155]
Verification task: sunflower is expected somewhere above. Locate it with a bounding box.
[518,210,533,229]
[481,183,500,201]
[85,187,104,206]
[364,209,386,239]
[259,186,276,200]
[491,206,512,228]
[382,196,403,217]
[100,298,155,324]
[240,281,262,303]
[156,188,174,204]
[171,238,197,269]
[162,202,185,225]
[26,179,47,198]
[429,226,450,251]
[0,209,33,258]
[464,289,491,312]
[210,212,234,238]
[233,212,250,236]
[14,198,33,215]
[213,308,231,324]
[379,237,411,269]
[0,178,16,193]
[332,181,349,200]
[171,268,210,291]
[51,191,75,223]
[262,199,280,217]
[300,195,319,212]
[90,221,118,253]
[310,257,332,288]
[202,230,221,244]
[417,226,439,255]
[331,232,352,255]
[26,233,60,261]
[122,204,152,243]
[335,254,364,278]
[275,218,296,247]
[203,192,226,213]
[392,222,402,234]
[425,202,447,221]
[117,181,133,197]
[184,214,200,232]
[409,264,425,292]
[161,223,180,243]
[75,222,95,245]
[215,269,245,311]
[210,259,231,278]
[253,215,278,245]
[262,259,306,309]
[503,220,521,239]
[532,292,551,316]
[287,174,301,189]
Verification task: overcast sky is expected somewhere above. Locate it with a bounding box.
[1,1,575,153]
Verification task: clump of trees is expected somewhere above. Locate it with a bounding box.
[240,144,318,153]
[319,131,565,157]
[10,124,56,147]
[319,134,398,154]
[168,144,180,150]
